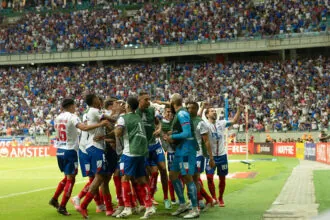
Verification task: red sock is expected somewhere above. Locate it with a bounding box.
[161,174,169,200]
[81,192,95,210]
[199,178,213,203]
[53,176,67,200]
[131,188,138,208]
[137,183,152,208]
[78,181,91,199]
[60,178,75,207]
[103,193,113,211]
[122,181,132,207]
[132,181,144,206]
[219,176,226,200]
[149,172,159,197]
[207,174,216,200]
[99,189,104,204]
[168,180,175,201]
[113,176,124,206]
[94,190,103,206]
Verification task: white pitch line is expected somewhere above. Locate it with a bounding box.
[0,165,54,173]
[0,181,85,199]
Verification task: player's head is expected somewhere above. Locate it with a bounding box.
[186,101,199,117]
[170,93,183,111]
[98,96,104,110]
[104,97,118,110]
[126,96,139,113]
[164,104,173,120]
[85,94,100,108]
[62,98,75,113]
[205,107,217,121]
[138,91,150,109]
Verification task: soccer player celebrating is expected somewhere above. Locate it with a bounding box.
[136,92,171,209]
[160,104,177,205]
[204,105,243,207]
[164,93,199,219]
[49,98,109,216]
[114,96,155,219]
[77,94,115,218]
[71,109,106,213]
[186,101,215,210]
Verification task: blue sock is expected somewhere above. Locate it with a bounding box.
[187,181,198,208]
[172,178,185,205]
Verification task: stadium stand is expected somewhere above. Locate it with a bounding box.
[0,0,329,54]
[0,56,329,135]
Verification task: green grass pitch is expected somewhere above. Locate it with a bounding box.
[0,155,298,220]
[314,170,330,214]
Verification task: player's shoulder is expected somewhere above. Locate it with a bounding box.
[198,119,207,127]
[216,119,228,128]
[178,109,189,118]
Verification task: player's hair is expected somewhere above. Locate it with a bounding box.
[99,96,104,104]
[205,107,212,119]
[104,97,118,109]
[186,101,199,111]
[164,104,171,109]
[62,98,74,109]
[85,94,97,107]
[170,93,182,106]
[127,96,139,111]
[138,91,149,98]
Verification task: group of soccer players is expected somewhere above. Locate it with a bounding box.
[49,92,243,219]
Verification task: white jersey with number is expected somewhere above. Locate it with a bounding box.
[79,113,88,153]
[195,120,209,157]
[205,120,228,156]
[55,111,81,150]
[86,107,105,150]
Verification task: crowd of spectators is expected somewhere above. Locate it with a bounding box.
[0,0,329,53]
[0,56,329,136]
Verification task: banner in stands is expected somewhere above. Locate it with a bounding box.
[253,143,273,155]
[295,143,305,159]
[274,143,296,157]
[0,136,36,147]
[227,143,247,155]
[0,146,57,158]
[316,143,327,163]
[304,143,316,161]
[327,143,330,165]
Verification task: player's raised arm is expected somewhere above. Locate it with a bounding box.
[227,104,244,127]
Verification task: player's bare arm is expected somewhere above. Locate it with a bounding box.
[229,104,244,125]
[201,133,215,168]
[77,120,109,131]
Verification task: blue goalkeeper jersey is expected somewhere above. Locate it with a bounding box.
[171,108,197,157]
